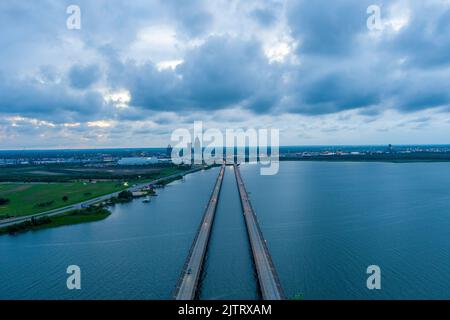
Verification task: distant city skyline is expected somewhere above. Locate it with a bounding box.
[2,144,450,152]
[2,0,450,149]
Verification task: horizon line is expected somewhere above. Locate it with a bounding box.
[1,144,450,152]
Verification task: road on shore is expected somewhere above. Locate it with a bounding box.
[0,166,205,228]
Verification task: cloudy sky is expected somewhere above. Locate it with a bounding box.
[1,0,450,149]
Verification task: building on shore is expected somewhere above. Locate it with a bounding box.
[117,157,159,165]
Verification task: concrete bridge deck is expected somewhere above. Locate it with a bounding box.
[173,164,226,300]
[233,164,285,300]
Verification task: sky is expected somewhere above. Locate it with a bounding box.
[1,0,450,149]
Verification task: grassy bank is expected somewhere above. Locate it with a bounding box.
[0,166,189,219]
[0,163,186,183]
[0,181,126,219]
[0,207,111,235]
[155,175,184,187]
[0,165,209,236]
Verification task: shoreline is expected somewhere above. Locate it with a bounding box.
[0,165,216,236]
[0,207,111,235]
[280,158,450,163]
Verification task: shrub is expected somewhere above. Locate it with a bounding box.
[118,190,133,200]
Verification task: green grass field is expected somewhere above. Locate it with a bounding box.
[0,166,187,219]
[47,210,111,227]
[0,163,187,182]
[0,208,111,235]
[0,182,127,218]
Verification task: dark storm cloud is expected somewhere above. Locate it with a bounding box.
[389,3,450,69]
[384,69,450,112]
[2,0,450,132]
[0,73,107,123]
[283,0,450,114]
[250,8,277,27]
[164,0,212,37]
[110,36,281,113]
[294,72,381,114]
[108,0,428,118]
[286,0,373,56]
[108,60,182,111]
[68,64,101,89]
[177,36,280,112]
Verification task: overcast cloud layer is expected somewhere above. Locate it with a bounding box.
[1,0,450,148]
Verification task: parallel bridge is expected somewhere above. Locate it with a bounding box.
[173,164,225,300]
[233,164,285,300]
[174,163,284,300]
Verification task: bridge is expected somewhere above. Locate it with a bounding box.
[233,164,285,300]
[173,164,226,300]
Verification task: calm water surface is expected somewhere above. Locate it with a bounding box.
[1,162,450,299]
[0,168,219,299]
[199,165,259,300]
[240,161,450,299]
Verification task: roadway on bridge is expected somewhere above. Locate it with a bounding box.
[174,164,225,300]
[234,164,285,300]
